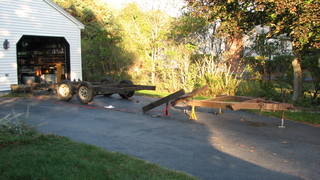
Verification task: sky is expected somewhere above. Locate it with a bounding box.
[101,0,185,17]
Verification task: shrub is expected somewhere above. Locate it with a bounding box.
[236,80,261,97]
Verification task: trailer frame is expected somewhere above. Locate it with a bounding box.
[184,95,293,128]
[56,79,156,104]
[11,78,156,104]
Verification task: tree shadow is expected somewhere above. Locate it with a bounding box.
[0,95,306,180]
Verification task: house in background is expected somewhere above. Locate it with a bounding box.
[0,0,84,92]
[243,26,293,59]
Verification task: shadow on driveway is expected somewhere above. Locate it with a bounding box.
[1,94,319,180]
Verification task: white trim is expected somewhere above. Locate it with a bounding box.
[43,0,85,29]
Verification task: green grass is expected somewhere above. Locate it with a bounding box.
[136,90,211,100]
[0,134,198,180]
[0,109,197,179]
[135,90,171,98]
[244,109,320,125]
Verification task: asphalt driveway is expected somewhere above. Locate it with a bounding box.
[0,94,319,180]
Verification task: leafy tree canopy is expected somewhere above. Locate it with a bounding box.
[184,0,273,34]
[185,0,319,52]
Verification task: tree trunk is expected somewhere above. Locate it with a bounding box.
[291,57,303,102]
[227,32,243,71]
[151,49,156,84]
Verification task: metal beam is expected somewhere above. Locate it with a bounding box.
[142,89,185,113]
[186,96,294,111]
[96,85,156,94]
[171,86,208,106]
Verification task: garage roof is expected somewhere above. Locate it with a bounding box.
[44,0,85,29]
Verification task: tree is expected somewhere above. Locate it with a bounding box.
[184,0,271,66]
[302,51,320,102]
[185,0,320,102]
[118,3,173,84]
[53,0,134,81]
[258,0,320,101]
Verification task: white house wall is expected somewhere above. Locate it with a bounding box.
[0,0,83,91]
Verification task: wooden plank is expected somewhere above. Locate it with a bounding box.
[171,86,208,106]
[10,84,32,93]
[143,89,185,113]
[56,63,62,83]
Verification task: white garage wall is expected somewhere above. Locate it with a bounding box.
[0,0,84,91]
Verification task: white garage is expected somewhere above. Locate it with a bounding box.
[0,0,85,92]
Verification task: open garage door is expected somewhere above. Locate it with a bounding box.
[16,35,70,84]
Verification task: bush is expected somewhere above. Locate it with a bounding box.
[302,52,320,103]
[259,80,279,100]
[236,80,286,101]
[236,80,261,97]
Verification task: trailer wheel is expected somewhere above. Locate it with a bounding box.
[57,80,75,101]
[119,80,135,99]
[76,81,94,104]
[101,78,115,97]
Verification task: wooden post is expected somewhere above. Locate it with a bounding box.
[56,63,62,83]
[279,92,286,128]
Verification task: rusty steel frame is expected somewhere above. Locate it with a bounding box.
[72,82,156,95]
[171,85,208,106]
[11,82,156,95]
[93,84,156,95]
[185,95,294,127]
[186,95,294,111]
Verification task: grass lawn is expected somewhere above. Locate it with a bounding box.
[0,134,198,180]
[135,90,209,100]
[0,93,198,179]
[135,90,171,98]
[244,109,320,126]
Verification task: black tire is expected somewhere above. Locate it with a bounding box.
[76,81,94,104]
[119,80,135,99]
[57,80,75,101]
[101,78,115,97]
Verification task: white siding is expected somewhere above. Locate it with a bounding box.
[0,0,84,91]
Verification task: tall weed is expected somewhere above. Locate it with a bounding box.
[194,56,244,96]
[0,107,37,146]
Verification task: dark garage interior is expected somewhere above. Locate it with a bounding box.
[16,35,70,84]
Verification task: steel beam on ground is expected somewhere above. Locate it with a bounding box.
[171,86,208,106]
[142,89,185,113]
